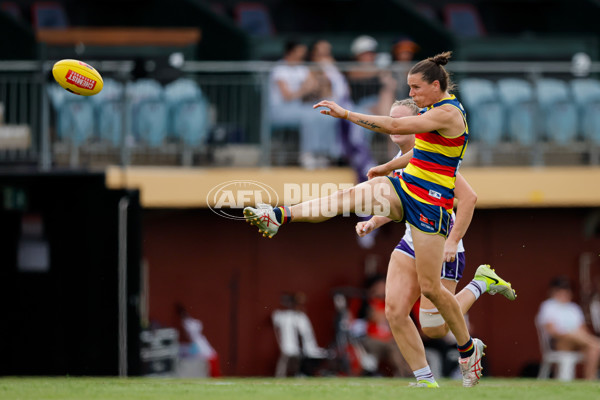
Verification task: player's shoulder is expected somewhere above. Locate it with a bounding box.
[424,104,458,121]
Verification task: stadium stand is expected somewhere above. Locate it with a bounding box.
[164,77,210,165]
[535,78,578,145]
[164,78,210,148]
[459,78,504,145]
[31,1,68,29]
[496,78,537,146]
[414,3,437,22]
[47,84,94,146]
[0,1,21,20]
[570,78,600,145]
[91,78,124,147]
[234,2,275,37]
[442,3,486,38]
[127,79,169,148]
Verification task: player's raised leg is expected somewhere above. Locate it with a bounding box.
[244,177,403,237]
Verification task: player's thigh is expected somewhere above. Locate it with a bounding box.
[386,250,420,315]
[412,229,445,288]
[420,280,458,310]
[352,177,403,221]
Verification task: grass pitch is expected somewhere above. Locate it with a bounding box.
[0,377,598,400]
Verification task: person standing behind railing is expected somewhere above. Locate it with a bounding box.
[269,39,340,169]
[391,37,420,99]
[344,35,397,180]
[302,39,351,167]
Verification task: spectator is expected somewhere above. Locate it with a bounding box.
[269,40,340,169]
[344,35,397,180]
[176,304,221,377]
[537,276,600,380]
[589,276,600,335]
[272,292,327,377]
[392,37,420,62]
[305,39,351,107]
[346,35,397,118]
[391,37,420,98]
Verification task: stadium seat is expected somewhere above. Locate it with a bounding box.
[535,78,578,145]
[535,317,584,381]
[47,84,94,145]
[164,78,210,147]
[496,78,537,146]
[459,78,504,145]
[90,78,124,147]
[126,79,168,147]
[31,1,68,29]
[570,79,600,145]
[234,2,274,37]
[443,3,486,38]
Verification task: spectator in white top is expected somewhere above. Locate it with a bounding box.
[537,276,600,379]
[269,40,340,169]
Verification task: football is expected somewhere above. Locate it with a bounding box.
[51,59,103,96]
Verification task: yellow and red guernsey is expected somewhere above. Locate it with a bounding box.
[400,95,468,211]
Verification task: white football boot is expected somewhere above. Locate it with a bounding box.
[243,204,280,238]
[458,338,486,387]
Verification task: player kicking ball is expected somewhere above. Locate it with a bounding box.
[246,51,490,387]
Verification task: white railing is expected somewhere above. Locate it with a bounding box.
[0,60,599,169]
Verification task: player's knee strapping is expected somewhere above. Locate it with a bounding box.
[419,307,445,328]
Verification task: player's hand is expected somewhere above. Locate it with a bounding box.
[356,220,375,237]
[313,100,347,119]
[367,164,392,180]
[443,240,458,262]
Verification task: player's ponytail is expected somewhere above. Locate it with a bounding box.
[430,51,452,66]
[409,51,455,92]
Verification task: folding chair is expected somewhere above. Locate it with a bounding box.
[535,317,584,381]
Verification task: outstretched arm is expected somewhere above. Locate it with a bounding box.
[313,99,454,136]
[444,173,477,262]
[367,150,414,179]
[355,216,392,237]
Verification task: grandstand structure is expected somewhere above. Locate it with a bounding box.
[0,0,599,380]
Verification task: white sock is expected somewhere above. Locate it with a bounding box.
[413,365,435,383]
[465,279,487,300]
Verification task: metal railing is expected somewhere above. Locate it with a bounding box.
[0,60,599,170]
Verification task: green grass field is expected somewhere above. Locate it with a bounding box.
[0,377,599,400]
